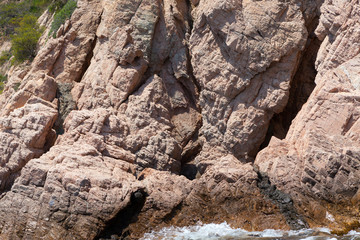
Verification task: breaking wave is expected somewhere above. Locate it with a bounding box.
[141,222,360,240]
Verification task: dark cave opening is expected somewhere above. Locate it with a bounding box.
[180,128,203,180]
[96,189,148,240]
[259,21,322,151]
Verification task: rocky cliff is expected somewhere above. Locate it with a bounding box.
[0,0,359,239]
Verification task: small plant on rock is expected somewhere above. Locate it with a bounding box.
[49,0,77,37]
[0,51,11,66]
[0,74,7,94]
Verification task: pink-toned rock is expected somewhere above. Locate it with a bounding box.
[256,55,360,200]
[255,0,360,227]
[315,0,360,76]
[171,155,289,231]
[0,96,57,191]
[190,0,311,162]
[1,0,360,238]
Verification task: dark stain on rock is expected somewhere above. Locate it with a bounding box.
[254,166,309,230]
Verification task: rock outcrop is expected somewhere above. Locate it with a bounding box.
[0,0,359,239]
[255,0,360,229]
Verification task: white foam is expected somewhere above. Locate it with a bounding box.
[326,212,335,222]
[316,227,332,234]
[142,222,249,240]
[141,222,360,240]
[347,230,360,236]
[299,237,316,240]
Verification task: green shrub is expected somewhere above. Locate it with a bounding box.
[11,15,43,62]
[0,0,51,37]
[0,51,11,65]
[49,0,76,37]
[0,1,28,36]
[0,74,7,94]
[0,74,7,83]
[48,0,67,13]
[13,82,21,91]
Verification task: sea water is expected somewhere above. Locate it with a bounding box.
[141,222,360,240]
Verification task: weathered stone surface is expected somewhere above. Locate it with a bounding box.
[0,96,57,191]
[0,0,359,238]
[256,54,360,199]
[190,0,309,162]
[255,0,360,228]
[315,0,360,76]
[177,155,288,231]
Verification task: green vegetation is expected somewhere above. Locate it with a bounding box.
[48,0,67,13]
[13,82,20,91]
[0,0,53,64]
[49,0,77,37]
[0,0,51,38]
[0,51,11,65]
[0,74,7,94]
[0,0,75,65]
[11,15,43,62]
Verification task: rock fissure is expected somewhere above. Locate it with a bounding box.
[75,35,98,83]
[54,83,76,135]
[259,17,321,151]
[180,127,203,180]
[125,0,144,26]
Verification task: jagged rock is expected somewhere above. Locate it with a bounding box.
[315,0,360,76]
[174,155,289,231]
[255,0,360,228]
[119,169,193,239]
[0,0,359,238]
[0,96,57,192]
[190,0,309,161]
[255,53,360,215]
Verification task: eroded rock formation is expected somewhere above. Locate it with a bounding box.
[0,0,359,239]
[255,0,360,229]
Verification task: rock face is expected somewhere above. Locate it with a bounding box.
[255,0,360,228]
[0,0,359,239]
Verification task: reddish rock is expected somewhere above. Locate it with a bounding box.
[0,0,359,238]
[255,0,360,229]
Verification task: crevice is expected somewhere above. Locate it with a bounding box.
[96,189,148,240]
[73,9,102,83]
[183,40,201,106]
[185,0,193,32]
[254,166,309,230]
[118,9,161,106]
[180,127,203,180]
[162,201,183,224]
[43,127,57,153]
[53,82,76,135]
[47,40,67,78]
[125,0,143,26]
[184,0,200,93]
[173,0,203,181]
[74,34,97,83]
[258,16,321,151]
[0,168,21,195]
